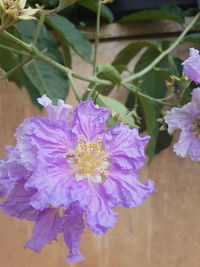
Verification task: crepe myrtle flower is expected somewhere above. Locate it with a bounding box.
[0,0,39,30]
[0,95,156,263]
[165,88,200,161]
[182,48,200,84]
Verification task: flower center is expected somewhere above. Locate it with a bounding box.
[3,0,23,16]
[192,119,200,139]
[66,136,110,183]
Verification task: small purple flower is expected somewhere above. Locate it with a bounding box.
[165,87,200,161]
[0,96,156,263]
[182,48,200,84]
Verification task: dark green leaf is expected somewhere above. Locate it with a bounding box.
[96,94,137,128]
[80,0,114,22]
[112,41,159,67]
[20,70,42,108]
[0,26,23,86]
[97,64,121,85]
[155,130,172,155]
[59,38,72,68]
[17,20,69,103]
[46,14,92,63]
[118,5,185,25]
[184,33,200,44]
[138,94,159,162]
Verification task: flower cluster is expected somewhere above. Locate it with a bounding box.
[0,96,155,263]
[0,0,39,30]
[165,48,200,161]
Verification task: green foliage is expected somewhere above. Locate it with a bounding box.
[96,95,137,128]
[17,20,69,103]
[97,64,121,86]
[184,33,200,44]
[80,0,114,22]
[46,15,92,63]
[119,4,185,25]
[112,41,160,68]
[0,27,23,86]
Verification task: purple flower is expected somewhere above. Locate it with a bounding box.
[182,48,200,84]
[165,87,200,161]
[0,96,156,263]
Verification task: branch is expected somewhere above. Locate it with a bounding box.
[124,13,200,83]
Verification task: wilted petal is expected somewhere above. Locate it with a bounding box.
[25,208,63,252]
[37,95,72,121]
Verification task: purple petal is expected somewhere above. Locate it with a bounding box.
[182,48,200,84]
[104,124,150,171]
[1,182,37,221]
[71,180,117,235]
[104,164,156,208]
[37,95,72,121]
[26,159,74,210]
[173,130,200,161]
[27,116,76,159]
[72,99,110,141]
[63,206,85,263]
[25,208,63,252]
[164,103,198,134]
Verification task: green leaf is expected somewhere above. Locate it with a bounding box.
[97,64,121,85]
[155,130,172,155]
[138,94,159,162]
[20,70,42,108]
[184,33,200,44]
[80,0,114,23]
[112,41,159,67]
[135,47,168,73]
[96,94,137,128]
[0,26,23,86]
[59,38,72,68]
[17,20,69,103]
[46,14,92,63]
[118,5,185,25]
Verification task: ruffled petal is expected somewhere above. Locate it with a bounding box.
[37,95,72,121]
[104,164,156,208]
[173,130,200,161]
[25,208,63,252]
[70,180,117,235]
[191,87,200,105]
[104,124,149,171]
[27,116,76,159]
[72,99,110,141]
[1,182,37,221]
[182,48,200,84]
[26,159,74,210]
[164,103,198,134]
[63,206,85,263]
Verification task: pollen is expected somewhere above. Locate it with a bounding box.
[66,136,111,183]
[3,0,23,16]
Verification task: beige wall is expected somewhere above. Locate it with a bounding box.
[0,22,200,267]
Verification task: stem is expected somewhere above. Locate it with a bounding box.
[68,72,81,102]
[32,11,46,45]
[1,30,113,87]
[93,0,101,75]
[0,57,33,80]
[136,91,173,106]
[0,43,29,56]
[1,30,35,53]
[124,13,200,83]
